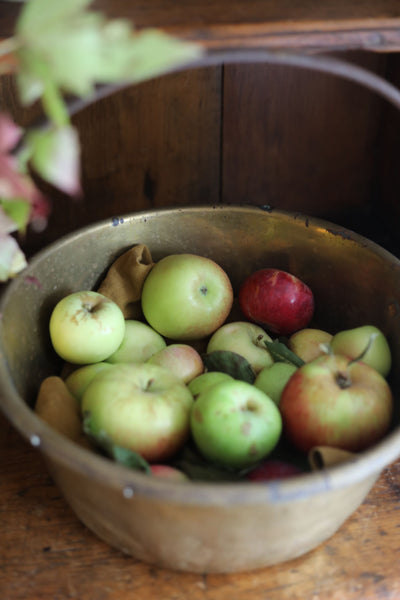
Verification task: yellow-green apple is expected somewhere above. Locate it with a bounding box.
[206,321,273,374]
[65,362,113,403]
[141,253,233,340]
[288,328,333,363]
[239,268,314,336]
[330,325,391,377]
[147,343,203,383]
[280,353,393,453]
[190,380,282,469]
[106,319,166,364]
[82,363,193,462]
[150,464,189,481]
[254,362,297,405]
[49,291,126,364]
[188,371,233,399]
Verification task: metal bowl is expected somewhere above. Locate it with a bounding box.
[1,205,400,573]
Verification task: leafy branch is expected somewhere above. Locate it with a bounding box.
[0,0,202,281]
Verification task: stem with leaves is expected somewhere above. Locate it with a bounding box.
[0,0,202,282]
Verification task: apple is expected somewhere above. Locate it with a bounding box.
[81,363,194,462]
[49,290,126,364]
[150,464,189,481]
[206,321,274,374]
[280,353,393,453]
[106,319,166,364]
[238,268,314,336]
[141,253,233,340]
[190,380,282,469]
[147,343,203,383]
[288,328,333,363]
[64,362,113,403]
[254,362,297,405]
[330,325,391,378]
[188,371,233,399]
[246,459,303,482]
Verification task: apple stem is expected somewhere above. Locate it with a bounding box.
[335,370,352,389]
[320,342,334,356]
[145,378,155,391]
[348,333,379,366]
[256,334,266,348]
[83,303,94,313]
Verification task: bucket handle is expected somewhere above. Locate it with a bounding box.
[50,47,400,125]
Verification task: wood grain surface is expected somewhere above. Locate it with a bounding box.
[92,0,400,52]
[2,1,400,51]
[1,411,400,599]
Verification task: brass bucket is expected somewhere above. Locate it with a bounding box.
[1,205,400,573]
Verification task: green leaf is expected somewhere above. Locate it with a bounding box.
[108,445,151,474]
[82,412,151,474]
[15,1,203,101]
[0,198,31,233]
[16,0,93,35]
[202,350,256,384]
[99,28,202,85]
[263,340,305,368]
[172,445,249,482]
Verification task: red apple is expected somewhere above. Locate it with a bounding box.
[238,268,314,336]
[246,459,303,482]
[280,354,393,453]
[150,465,189,482]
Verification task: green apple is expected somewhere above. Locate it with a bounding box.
[254,362,297,405]
[206,321,273,374]
[280,353,393,453]
[147,343,203,383]
[330,325,391,377]
[190,380,282,469]
[49,290,126,364]
[188,371,233,399]
[288,328,333,363]
[106,319,166,364]
[81,363,193,462]
[141,253,233,340]
[64,362,113,403]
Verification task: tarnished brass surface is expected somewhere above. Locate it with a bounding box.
[1,205,400,573]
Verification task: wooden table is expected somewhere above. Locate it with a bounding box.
[1,410,400,599]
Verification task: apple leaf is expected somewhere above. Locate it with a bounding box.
[82,413,151,473]
[263,340,305,368]
[107,444,151,474]
[202,350,256,384]
[172,445,250,482]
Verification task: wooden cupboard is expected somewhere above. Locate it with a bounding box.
[1,2,400,256]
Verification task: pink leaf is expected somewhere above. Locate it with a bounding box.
[0,113,22,153]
